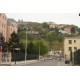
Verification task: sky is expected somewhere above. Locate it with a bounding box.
[6,13,80,27]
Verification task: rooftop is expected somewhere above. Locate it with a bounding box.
[7,18,16,26]
[65,37,80,39]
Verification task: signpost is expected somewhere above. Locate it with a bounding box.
[14,48,20,64]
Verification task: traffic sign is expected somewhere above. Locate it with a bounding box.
[14,48,20,50]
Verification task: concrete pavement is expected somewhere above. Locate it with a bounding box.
[24,59,68,66]
[0,60,39,66]
[0,59,72,66]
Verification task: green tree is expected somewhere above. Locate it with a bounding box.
[27,41,36,54]
[54,27,59,34]
[34,40,48,56]
[71,27,76,34]
[0,34,8,52]
[74,49,80,65]
[46,32,58,42]
[9,31,20,49]
[18,31,26,39]
[71,24,78,34]
[18,24,25,32]
[42,22,49,28]
[58,35,64,42]
[9,31,25,61]
[46,32,58,50]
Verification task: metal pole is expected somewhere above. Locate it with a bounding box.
[38,32,41,61]
[39,40,40,61]
[25,29,27,63]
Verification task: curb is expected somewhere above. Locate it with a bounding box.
[11,60,39,66]
[0,59,44,66]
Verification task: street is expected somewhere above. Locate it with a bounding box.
[23,59,68,66]
[0,58,71,66]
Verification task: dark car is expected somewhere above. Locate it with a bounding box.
[65,59,70,64]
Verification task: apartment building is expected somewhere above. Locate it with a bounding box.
[0,13,7,41]
[0,13,18,64]
[7,18,18,42]
[64,37,80,59]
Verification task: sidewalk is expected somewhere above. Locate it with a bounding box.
[0,60,39,66]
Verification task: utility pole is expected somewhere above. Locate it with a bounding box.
[38,39,40,61]
[25,28,28,63]
[38,31,41,61]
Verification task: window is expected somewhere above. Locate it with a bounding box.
[0,13,1,17]
[69,47,72,51]
[69,40,72,44]
[2,23,3,27]
[74,47,77,51]
[74,40,76,43]
[11,28,12,31]
[5,17,6,20]
[3,16,4,19]
[4,24,5,28]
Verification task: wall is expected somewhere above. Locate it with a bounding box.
[64,37,80,59]
[0,13,7,41]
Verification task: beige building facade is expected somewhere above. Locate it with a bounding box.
[0,13,7,41]
[64,37,80,59]
[7,18,18,42]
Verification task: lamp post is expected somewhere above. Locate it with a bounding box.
[38,31,42,61]
[24,28,28,63]
[38,39,40,61]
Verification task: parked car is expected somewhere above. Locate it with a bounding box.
[45,57,54,60]
[65,59,70,64]
[47,57,53,60]
[39,56,45,60]
[56,57,61,60]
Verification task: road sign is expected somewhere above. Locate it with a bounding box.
[14,48,20,50]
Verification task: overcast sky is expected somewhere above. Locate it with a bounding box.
[6,13,80,27]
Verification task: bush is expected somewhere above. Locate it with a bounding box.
[74,49,80,65]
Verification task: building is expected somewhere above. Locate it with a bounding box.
[0,13,7,41]
[57,24,66,29]
[7,18,18,42]
[0,14,18,64]
[59,25,71,35]
[59,29,71,35]
[48,22,58,28]
[64,37,80,59]
[0,14,18,42]
[0,13,7,64]
[63,25,71,34]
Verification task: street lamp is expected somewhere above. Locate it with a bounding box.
[24,28,28,63]
[38,31,42,61]
[38,39,40,61]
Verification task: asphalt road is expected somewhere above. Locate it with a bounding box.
[24,59,67,66]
